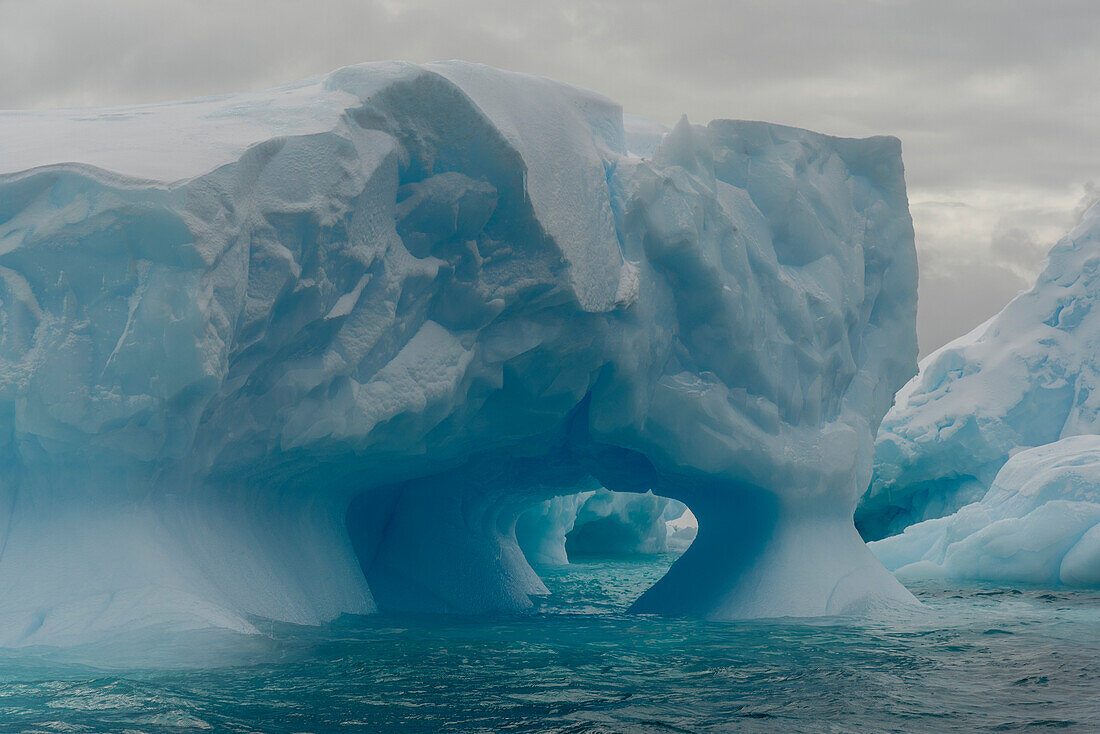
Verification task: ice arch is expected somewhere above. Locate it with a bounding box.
[0,61,918,646]
[515,489,695,567]
[563,490,696,558]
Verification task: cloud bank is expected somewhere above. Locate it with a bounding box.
[2,0,1096,353]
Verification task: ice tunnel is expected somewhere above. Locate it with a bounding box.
[0,61,919,646]
[516,489,696,568]
[561,490,697,559]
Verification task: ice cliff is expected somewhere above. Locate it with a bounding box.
[860,203,1100,541]
[0,61,918,646]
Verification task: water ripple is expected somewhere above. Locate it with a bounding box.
[0,559,1096,732]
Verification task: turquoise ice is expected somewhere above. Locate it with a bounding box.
[0,61,918,646]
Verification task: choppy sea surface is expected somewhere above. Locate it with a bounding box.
[0,555,1097,733]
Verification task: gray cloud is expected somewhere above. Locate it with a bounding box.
[1075,181,1100,221]
[1,0,1097,354]
[916,249,1030,357]
[993,225,1046,272]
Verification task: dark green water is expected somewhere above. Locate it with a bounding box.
[0,556,1097,733]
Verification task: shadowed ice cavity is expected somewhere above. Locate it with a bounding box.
[0,60,919,647]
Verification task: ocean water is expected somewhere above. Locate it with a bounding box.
[0,555,1097,733]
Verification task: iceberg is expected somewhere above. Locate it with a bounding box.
[870,436,1100,586]
[0,61,918,645]
[859,202,1100,540]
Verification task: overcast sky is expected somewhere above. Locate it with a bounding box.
[2,0,1097,355]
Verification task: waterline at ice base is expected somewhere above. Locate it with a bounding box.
[0,61,920,650]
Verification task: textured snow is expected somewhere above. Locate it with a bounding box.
[870,436,1100,586]
[859,202,1100,540]
[0,77,359,182]
[0,61,918,646]
[515,492,595,567]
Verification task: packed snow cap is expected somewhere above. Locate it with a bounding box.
[860,202,1100,541]
[0,61,918,647]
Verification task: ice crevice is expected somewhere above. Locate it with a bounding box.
[0,61,919,646]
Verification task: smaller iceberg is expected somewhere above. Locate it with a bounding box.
[859,201,1100,540]
[870,436,1100,586]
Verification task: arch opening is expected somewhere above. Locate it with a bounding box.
[342,444,904,621]
[516,489,697,566]
[342,449,708,616]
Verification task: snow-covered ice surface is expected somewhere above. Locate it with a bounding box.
[859,202,1100,540]
[0,77,359,182]
[871,436,1100,586]
[0,61,918,647]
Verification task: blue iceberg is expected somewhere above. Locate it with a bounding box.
[0,61,918,646]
